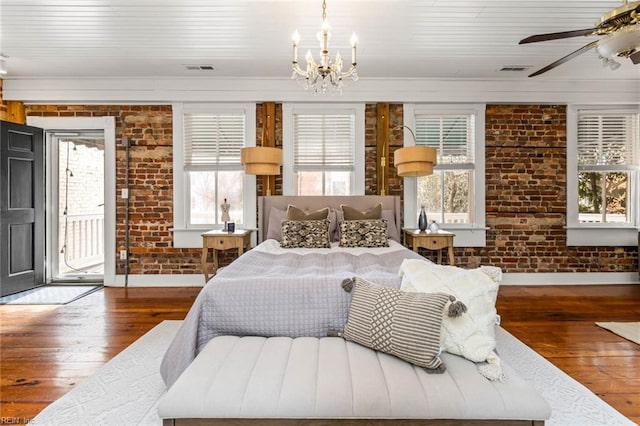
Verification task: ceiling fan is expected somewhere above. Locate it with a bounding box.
[520,0,640,77]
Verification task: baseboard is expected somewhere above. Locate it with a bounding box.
[501,272,639,286]
[108,272,639,287]
[111,274,205,287]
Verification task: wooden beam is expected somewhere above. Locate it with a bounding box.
[376,103,390,195]
[6,101,26,124]
[260,102,277,196]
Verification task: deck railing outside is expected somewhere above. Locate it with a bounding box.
[59,213,104,274]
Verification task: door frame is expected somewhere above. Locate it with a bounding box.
[27,116,116,285]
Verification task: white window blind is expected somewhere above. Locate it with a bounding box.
[184,113,245,171]
[577,113,639,170]
[293,114,355,171]
[415,115,474,168]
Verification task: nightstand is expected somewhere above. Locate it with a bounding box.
[404,229,455,265]
[201,229,253,282]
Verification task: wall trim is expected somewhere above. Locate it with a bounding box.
[5,77,640,104]
[109,272,638,287]
[113,274,205,287]
[501,272,639,286]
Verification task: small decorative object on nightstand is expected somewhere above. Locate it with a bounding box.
[404,228,455,265]
[201,229,253,282]
[220,198,231,231]
[418,205,428,232]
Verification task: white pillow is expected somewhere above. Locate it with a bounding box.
[399,258,504,381]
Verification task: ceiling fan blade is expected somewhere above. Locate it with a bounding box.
[630,50,640,65]
[528,40,599,77]
[519,28,595,44]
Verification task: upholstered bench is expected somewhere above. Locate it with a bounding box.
[159,336,550,426]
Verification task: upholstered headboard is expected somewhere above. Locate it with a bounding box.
[257,195,401,243]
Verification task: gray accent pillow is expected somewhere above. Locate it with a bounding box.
[343,277,450,372]
[266,207,287,241]
[286,205,330,221]
[339,219,389,248]
[381,209,400,242]
[280,219,331,249]
[341,203,382,221]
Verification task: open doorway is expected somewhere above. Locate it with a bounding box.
[28,116,116,286]
[50,131,105,281]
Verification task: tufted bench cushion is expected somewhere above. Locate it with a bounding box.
[158,336,550,423]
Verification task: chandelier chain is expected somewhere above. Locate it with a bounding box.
[322,0,327,22]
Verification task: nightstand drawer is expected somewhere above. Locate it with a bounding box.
[420,237,450,250]
[209,237,240,250]
[404,229,456,266]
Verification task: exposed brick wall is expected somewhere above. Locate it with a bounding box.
[451,105,637,273]
[364,103,403,197]
[22,102,637,277]
[26,104,204,275]
[256,103,283,196]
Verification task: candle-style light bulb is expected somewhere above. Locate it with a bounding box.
[292,30,300,63]
[350,33,358,64]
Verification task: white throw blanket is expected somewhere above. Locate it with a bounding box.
[399,259,504,381]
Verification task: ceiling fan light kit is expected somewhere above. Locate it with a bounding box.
[520,0,640,77]
[291,0,358,94]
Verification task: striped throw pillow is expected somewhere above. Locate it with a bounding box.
[343,277,449,372]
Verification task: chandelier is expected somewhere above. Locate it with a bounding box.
[291,0,358,94]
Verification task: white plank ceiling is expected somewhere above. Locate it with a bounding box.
[0,0,639,81]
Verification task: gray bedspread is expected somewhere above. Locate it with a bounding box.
[160,246,423,387]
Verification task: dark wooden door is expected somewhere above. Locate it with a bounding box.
[0,120,45,296]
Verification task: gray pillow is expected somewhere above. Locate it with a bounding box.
[280,219,331,249]
[381,209,400,242]
[286,205,330,221]
[339,219,389,248]
[341,203,382,220]
[266,207,287,241]
[343,277,450,373]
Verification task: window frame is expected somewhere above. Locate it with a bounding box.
[282,103,365,195]
[403,104,487,247]
[566,105,639,246]
[172,102,256,248]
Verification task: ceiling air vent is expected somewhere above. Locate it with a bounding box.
[499,65,532,72]
[184,64,215,71]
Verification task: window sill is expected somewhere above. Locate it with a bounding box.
[438,226,488,247]
[566,226,638,247]
[172,227,221,248]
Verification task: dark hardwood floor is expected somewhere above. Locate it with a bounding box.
[1,284,638,424]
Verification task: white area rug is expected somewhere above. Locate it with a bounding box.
[33,322,634,426]
[0,285,102,305]
[596,322,640,345]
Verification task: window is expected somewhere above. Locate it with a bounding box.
[577,113,638,224]
[282,104,365,195]
[567,106,639,246]
[172,103,256,248]
[416,115,474,224]
[184,113,245,226]
[404,104,486,247]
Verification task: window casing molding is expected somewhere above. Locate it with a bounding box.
[403,104,487,247]
[566,104,639,246]
[172,102,256,248]
[282,103,365,195]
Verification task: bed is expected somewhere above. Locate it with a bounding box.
[159,195,550,425]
